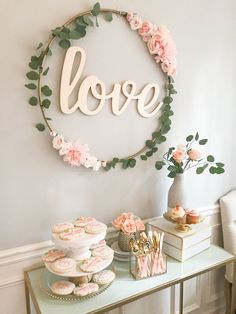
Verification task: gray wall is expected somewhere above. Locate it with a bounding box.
[1,0,235,249]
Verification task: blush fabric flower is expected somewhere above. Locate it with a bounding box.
[126,12,134,22]
[52,135,65,150]
[130,16,143,30]
[59,142,89,167]
[135,219,145,231]
[83,155,101,171]
[121,218,137,235]
[172,150,185,163]
[139,21,154,37]
[188,149,201,161]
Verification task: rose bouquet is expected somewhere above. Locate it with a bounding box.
[112,213,145,235]
[155,133,225,178]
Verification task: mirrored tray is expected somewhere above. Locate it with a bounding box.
[163,212,205,233]
[39,268,113,301]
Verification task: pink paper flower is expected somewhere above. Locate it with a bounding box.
[135,219,145,231]
[139,21,154,37]
[126,12,134,22]
[121,218,137,235]
[187,149,201,161]
[172,150,185,163]
[52,135,65,150]
[130,16,143,30]
[59,142,89,167]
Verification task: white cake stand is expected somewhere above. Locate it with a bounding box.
[52,231,106,261]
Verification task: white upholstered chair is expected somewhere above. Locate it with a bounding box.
[220,189,236,313]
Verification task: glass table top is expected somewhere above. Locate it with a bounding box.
[26,245,235,314]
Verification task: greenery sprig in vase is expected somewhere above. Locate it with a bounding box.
[155,132,225,178]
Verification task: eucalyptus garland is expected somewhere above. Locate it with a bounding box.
[25,2,177,171]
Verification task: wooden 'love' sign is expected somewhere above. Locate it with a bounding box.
[25,4,177,171]
[60,46,163,117]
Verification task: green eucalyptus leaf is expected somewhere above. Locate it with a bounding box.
[83,16,94,26]
[207,155,215,162]
[195,132,199,140]
[36,42,43,50]
[59,27,71,39]
[46,48,52,56]
[26,71,39,80]
[209,166,216,174]
[169,89,177,94]
[42,99,51,109]
[163,96,173,104]
[155,161,165,170]
[29,96,38,106]
[43,67,50,76]
[75,16,88,26]
[216,162,225,167]
[215,167,225,174]
[105,12,113,22]
[69,30,81,39]
[41,85,52,96]
[25,83,37,90]
[35,123,45,132]
[152,147,158,153]
[91,2,101,16]
[112,157,119,163]
[196,167,204,174]
[75,25,86,37]
[104,163,111,171]
[59,39,71,48]
[186,135,194,142]
[161,125,171,134]
[146,151,153,157]
[141,155,147,160]
[168,172,176,178]
[168,165,177,172]
[146,140,155,149]
[29,61,39,70]
[122,159,130,169]
[199,139,208,145]
[129,159,136,168]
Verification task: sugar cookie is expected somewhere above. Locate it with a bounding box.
[79,257,105,273]
[50,280,75,295]
[52,222,74,234]
[92,270,115,285]
[42,249,65,263]
[92,245,114,259]
[90,239,106,250]
[59,227,85,241]
[73,283,99,296]
[51,257,76,273]
[85,221,107,234]
[74,217,96,227]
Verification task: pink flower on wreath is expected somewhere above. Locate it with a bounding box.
[126,12,134,22]
[130,16,143,30]
[139,21,154,37]
[121,218,137,235]
[59,142,89,167]
[172,150,185,163]
[188,149,201,161]
[135,219,145,231]
[52,135,64,150]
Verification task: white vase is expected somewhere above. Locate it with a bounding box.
[167,174,187,210]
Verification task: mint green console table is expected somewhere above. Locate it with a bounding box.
[24,245,236,314]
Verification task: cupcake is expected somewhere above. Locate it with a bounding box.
[186,210,201,224]
[167,205,186,220]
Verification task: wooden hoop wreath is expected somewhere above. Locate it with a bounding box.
[25,3,177,171]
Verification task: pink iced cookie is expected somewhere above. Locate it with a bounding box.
[51,257,76,273]
[85,221,107,234]
[42,249,66,263]
[59,227,85,241]
[74,217,96,227]
[92,270,115,285]
[50,280,75,295]
[79,257,105,273]
[92,245,114,259]
[90,239,106,250]
[73,283,99,296]
[52,222,74,234]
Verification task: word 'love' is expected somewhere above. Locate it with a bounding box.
[60,47,163,117]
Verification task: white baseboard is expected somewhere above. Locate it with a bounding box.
[0,204,224,314]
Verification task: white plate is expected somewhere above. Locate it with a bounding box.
[111,241,130,257]
[45,254,114,277]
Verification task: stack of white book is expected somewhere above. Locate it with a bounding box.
[147,217,211,262]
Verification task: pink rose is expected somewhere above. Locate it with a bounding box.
[126,12,134,22]
[121,218,136,235]
[139,21,154,37]
[52,135,65,150]
[135,219,145,231]
[187,149,201,161]
[59,142,88,167]
[147,35,160,54]
[172,150,185,163]
[112,215,124,229]
[122,212,134,220]
[130,16,143,30]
